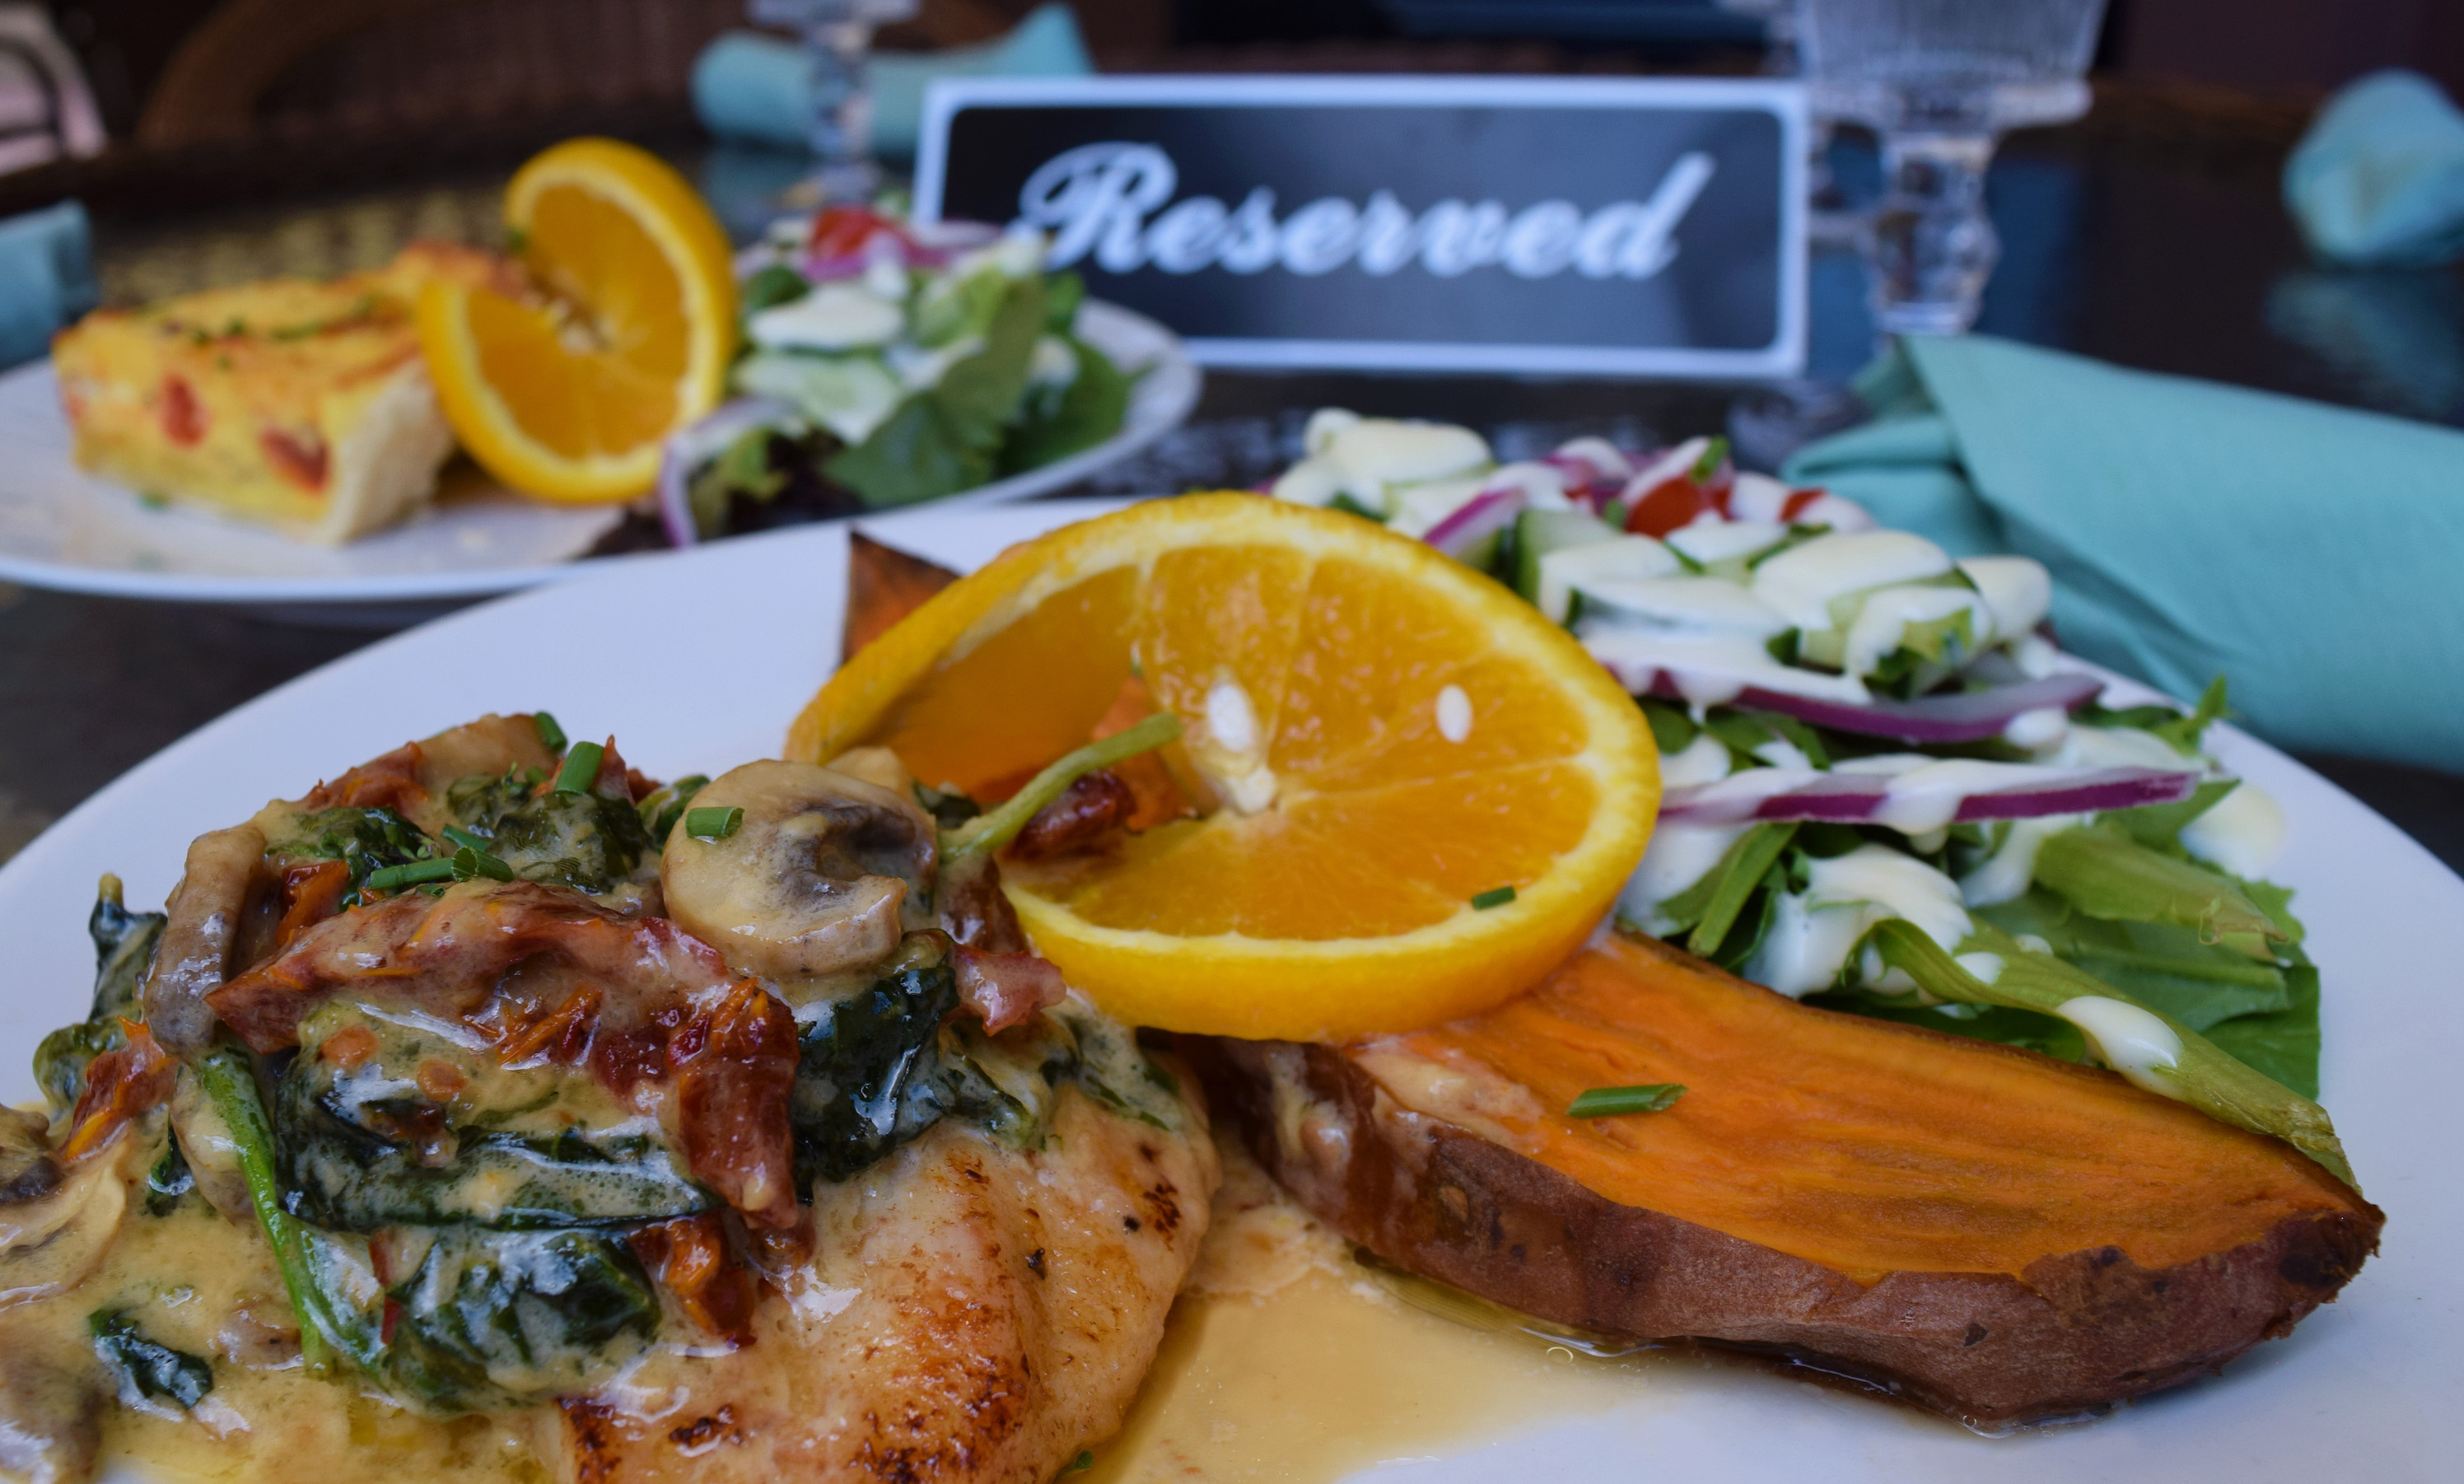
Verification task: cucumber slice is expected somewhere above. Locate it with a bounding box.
[1514,509,1622,614]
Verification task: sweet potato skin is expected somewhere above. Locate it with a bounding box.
[1180,946,2382,1426]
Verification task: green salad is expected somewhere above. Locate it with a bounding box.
[1268,409,2347,1183]
[665,206,1133,542]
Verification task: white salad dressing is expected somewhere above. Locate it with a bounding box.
[1957,556,2054,640]
[1841,583,1995,679]
[2181,780,2288,877]
[1577,574,1790,636]
[1954,951,2006,985]
[1749,530,1954,630]
[1745,845,1973,997]
[1960,814,2086,906]
[1387,475,1492,538]
[1534,536,1678,624]
[1480,461,1576,511]
[1722,470,1794,522]
[1667,517,1787,567]
[746,281,905,351]
[1658,731,1733,788]
[2055,996,2186,1097]
[2059,721,2191,772]
[1551,436,1631,480]
[2004,706,2070,751]
[1618,823,1749,934]
[1584,628,1873,707]
[1272,415,1492,519]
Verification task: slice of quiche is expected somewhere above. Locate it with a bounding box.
[52,242,514,544]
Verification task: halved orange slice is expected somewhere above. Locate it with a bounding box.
[418,138,735,503]
[789,495,1661,1040]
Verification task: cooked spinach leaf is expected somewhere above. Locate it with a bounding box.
[144,1138,197,1216]
[277,1010,712,1231]
[270,806,431,903]
[35,879,166,1117]
[446,768,651,895]
[792,937,963,1183]
[382,1226,658,1412]
[91,1310,214,1411]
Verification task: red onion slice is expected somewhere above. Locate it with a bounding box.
[656,396,797,548]
[1636,671,2107,744]
[1421,486,1526,561]
[1659,765,2201,826]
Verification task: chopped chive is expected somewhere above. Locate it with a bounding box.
[440,824,492,853]
[533,712,567,752]
[1066,1453,1095,1474]
[553,740,604,795]
[451,846,515,882]
[1691,435,1729,481]
[684,805,744,841]
[942,712,1182,862]
[1566,1084,1686,1118]
[364,858,456,893]
[1470,885,1518,910]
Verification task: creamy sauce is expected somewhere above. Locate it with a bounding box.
[1082,1138,1680,1483]
[15,1166,556,1484]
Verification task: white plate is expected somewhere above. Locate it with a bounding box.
[0,499,2454,1483]
[0,300,1198,605]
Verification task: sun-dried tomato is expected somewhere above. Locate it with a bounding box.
[274,859,351,951]
[60,1022,175,1163]
[629,1213,758,1346]
[670,981,800,1230]
[301,740,429,815]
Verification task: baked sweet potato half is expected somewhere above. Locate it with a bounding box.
[1181,930,2381,1426]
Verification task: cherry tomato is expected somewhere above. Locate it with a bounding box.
[805,206,907,260]
[1623,476,1718,537]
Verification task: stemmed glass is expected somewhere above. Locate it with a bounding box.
[747,0,922,202]
[1800,0,2109,335]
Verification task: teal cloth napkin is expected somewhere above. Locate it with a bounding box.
[692,3,1093,163]
[0,201,95,371]
[2284,69,2464,268]
[1783,335,2464,771]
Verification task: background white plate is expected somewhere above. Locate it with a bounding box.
[0,498,2452,1482]
[0,300,1197,605]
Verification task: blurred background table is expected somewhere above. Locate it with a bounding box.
[2,0,2460,872]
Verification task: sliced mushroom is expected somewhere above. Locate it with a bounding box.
[661,761,937,981]
[0,1134,133,1309]
[0,1108,59,1207]
[142,822,267,1059]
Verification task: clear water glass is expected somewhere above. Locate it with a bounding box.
[748,0,921,200]
[1801,0,2107,335]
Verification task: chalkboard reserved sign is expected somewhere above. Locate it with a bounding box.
[914,75,1806,377]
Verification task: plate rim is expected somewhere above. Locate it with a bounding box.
[2,497,2457,1482]
[0,300,1199,605]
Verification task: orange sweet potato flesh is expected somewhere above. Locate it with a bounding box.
[1183,931,2381,1425]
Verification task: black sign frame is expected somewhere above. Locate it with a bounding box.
[914,74,1808,379]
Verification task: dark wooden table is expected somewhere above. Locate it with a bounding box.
[4,104,2461,875]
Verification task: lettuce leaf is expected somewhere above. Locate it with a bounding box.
[826,275,1047,507]
[1001,335,1131,474]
